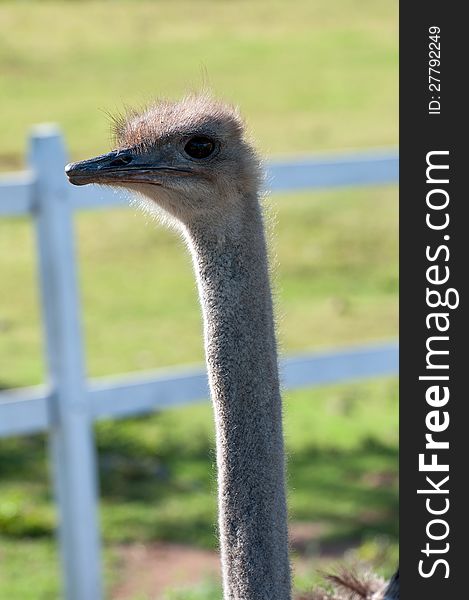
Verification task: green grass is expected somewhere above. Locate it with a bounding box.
[0,538,60,599]
[0,0,397,170]
[0,1,397,597]
[163,579,222,600]
[0,537,120,599]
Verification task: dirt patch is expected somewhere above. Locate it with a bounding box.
[112,542,220,599]
[290,521,328,556]
[111,522,359,599]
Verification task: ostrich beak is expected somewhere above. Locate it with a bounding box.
[65,150,135,186]
[65,151,191,187]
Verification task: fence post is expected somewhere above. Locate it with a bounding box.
[29,125,102,600]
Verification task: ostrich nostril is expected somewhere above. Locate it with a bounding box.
[109,154,133,167]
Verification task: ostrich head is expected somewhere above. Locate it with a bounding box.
[65,95,262,226]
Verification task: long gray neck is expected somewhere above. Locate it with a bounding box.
[185,197,291,600]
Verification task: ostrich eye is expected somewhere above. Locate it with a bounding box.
[184,136,215,159]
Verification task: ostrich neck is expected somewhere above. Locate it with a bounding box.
[185,197,291,600]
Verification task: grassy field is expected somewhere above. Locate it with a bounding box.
[0,0,397,169]
[0,1,398,597]
[0,378,398,598]
[0,186,398,387]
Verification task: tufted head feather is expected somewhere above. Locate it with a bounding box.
[110,94,245,152]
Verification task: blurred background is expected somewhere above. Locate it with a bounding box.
[0,1,398,598]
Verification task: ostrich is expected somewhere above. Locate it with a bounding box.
[65,94,398,600]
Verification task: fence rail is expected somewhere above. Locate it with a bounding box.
[0,341,398,438]
[0,125,398,600]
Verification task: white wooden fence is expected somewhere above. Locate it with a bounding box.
[0,125,399,600]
